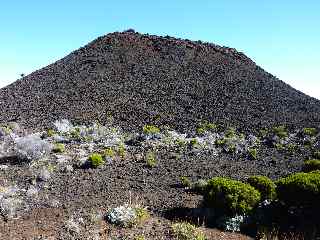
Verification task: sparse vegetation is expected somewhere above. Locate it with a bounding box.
[134,206,149,223]
[134,235,145,240]
[117,142,126,158]
[171,222,206,240]
[196,121,217,135]
[143,124,160,135]
[145,150,157,168]
[53,143,65,153]
[1,118,320,238]
[103,147,115,158]
[189,138,198,147]
[259,128,269,138]
[47,129,55,137]
[272,125,288,139]
[180,176,191,188]
[313,151,320,159]
[248,148,257,160]
[303,159,320,172]
[303,127,317,136]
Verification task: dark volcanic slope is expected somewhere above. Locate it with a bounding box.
[1,31,319,131]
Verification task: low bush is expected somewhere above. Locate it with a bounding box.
[117,142,126,158]
[313,151,320,159]
[180,176,191,188]
[142,124,160,135]
[203,177,261,215]
[15,135,52,161]
[192,179,208,193]
[248,148,257,160]
[303,127,317,136]
[103,147,115,158]
[276,171,320,207]
[46,129,55,137]
[145,151,157,168]
[88,153,104,168]
[107,205,149,228]
[189,138,198,147]
[272,126,288,139]
[303,159,320,172]
[171,222,206,240]
[52,143,65,153]
[247,176,276,200]
[225,127,236,138]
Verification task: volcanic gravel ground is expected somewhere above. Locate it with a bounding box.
[1,30,320,239]
[0,31,319,133]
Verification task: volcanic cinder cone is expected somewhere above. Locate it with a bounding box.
[0,30,319,131]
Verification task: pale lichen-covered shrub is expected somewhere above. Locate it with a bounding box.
[0,186,23,220]
[107,205,149,227]
[14,135,52,161]
[107,205,137,227]
[54,119,73,133]
[217,215,246,232]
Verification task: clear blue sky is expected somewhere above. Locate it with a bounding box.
[1,0,319,99]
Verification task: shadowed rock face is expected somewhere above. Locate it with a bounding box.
[0,31,319,132]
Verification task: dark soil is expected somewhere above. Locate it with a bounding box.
[0,30,319,132]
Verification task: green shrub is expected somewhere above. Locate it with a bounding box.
[175,139,187,148]
[52,143,65,153]
[145,151,157,168]
[276,171,320,207]
[275,143,285,151]
[47,129,55,137]
[259,128,269,138]
[180,176,191,188]
[189,138,198,147]
[203,177,261,215]
[272,126,288,139]
[0,125,12,135]
[70,127,81,140]
[247,175,276,200]
[313,151,320,159]
[171,222,206,240]
[303,159,320,172]
[117,142,126,158]
[303,127,317,136]
[225,127,236,138]
[88,153,105,168]
[192,179,208,193]
[248,148,257,160]
[287,144,297,154]
[134,207,149,223]
[143,124,160,135]
[134,235,145,240]
[215,138,226,146]
[104,147,115,158]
